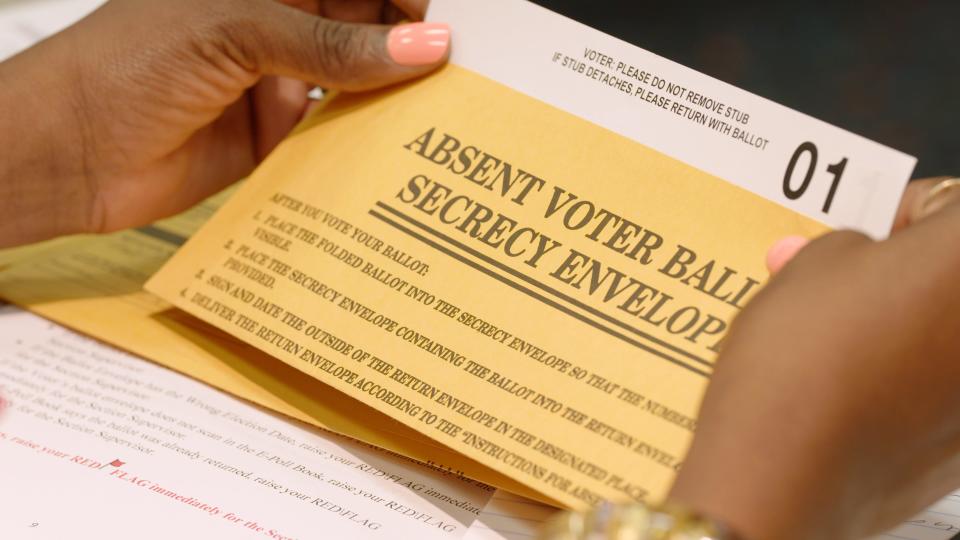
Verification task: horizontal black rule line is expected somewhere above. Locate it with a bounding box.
[374,201,712,368]
[367,206,710,379]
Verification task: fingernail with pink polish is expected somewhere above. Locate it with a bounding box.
[388,22,451,67]
[766,235,809,274]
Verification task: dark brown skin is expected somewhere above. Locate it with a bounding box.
[0,0,437,247]
[2,2,960,538]
[671,180,960,539]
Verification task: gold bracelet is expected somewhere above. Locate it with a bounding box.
[539,501,742,540]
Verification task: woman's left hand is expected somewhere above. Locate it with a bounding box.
[0,0,449,247]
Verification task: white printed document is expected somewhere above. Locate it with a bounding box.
[0,306,497,539]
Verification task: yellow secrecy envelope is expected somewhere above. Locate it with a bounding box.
[144,2,914,506]
[0,189,542,502]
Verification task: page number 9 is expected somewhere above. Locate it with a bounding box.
[783,142,848,214]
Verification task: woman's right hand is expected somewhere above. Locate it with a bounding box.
[670,179,960,540]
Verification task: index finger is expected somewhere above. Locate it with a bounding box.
[393,0,428,19]
[892,177,960,231]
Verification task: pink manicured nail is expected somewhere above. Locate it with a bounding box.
[388,22,451,66]
[766,236,809,274]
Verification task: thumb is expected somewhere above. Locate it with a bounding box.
[237,2,450,91]
[765,235,810,274]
